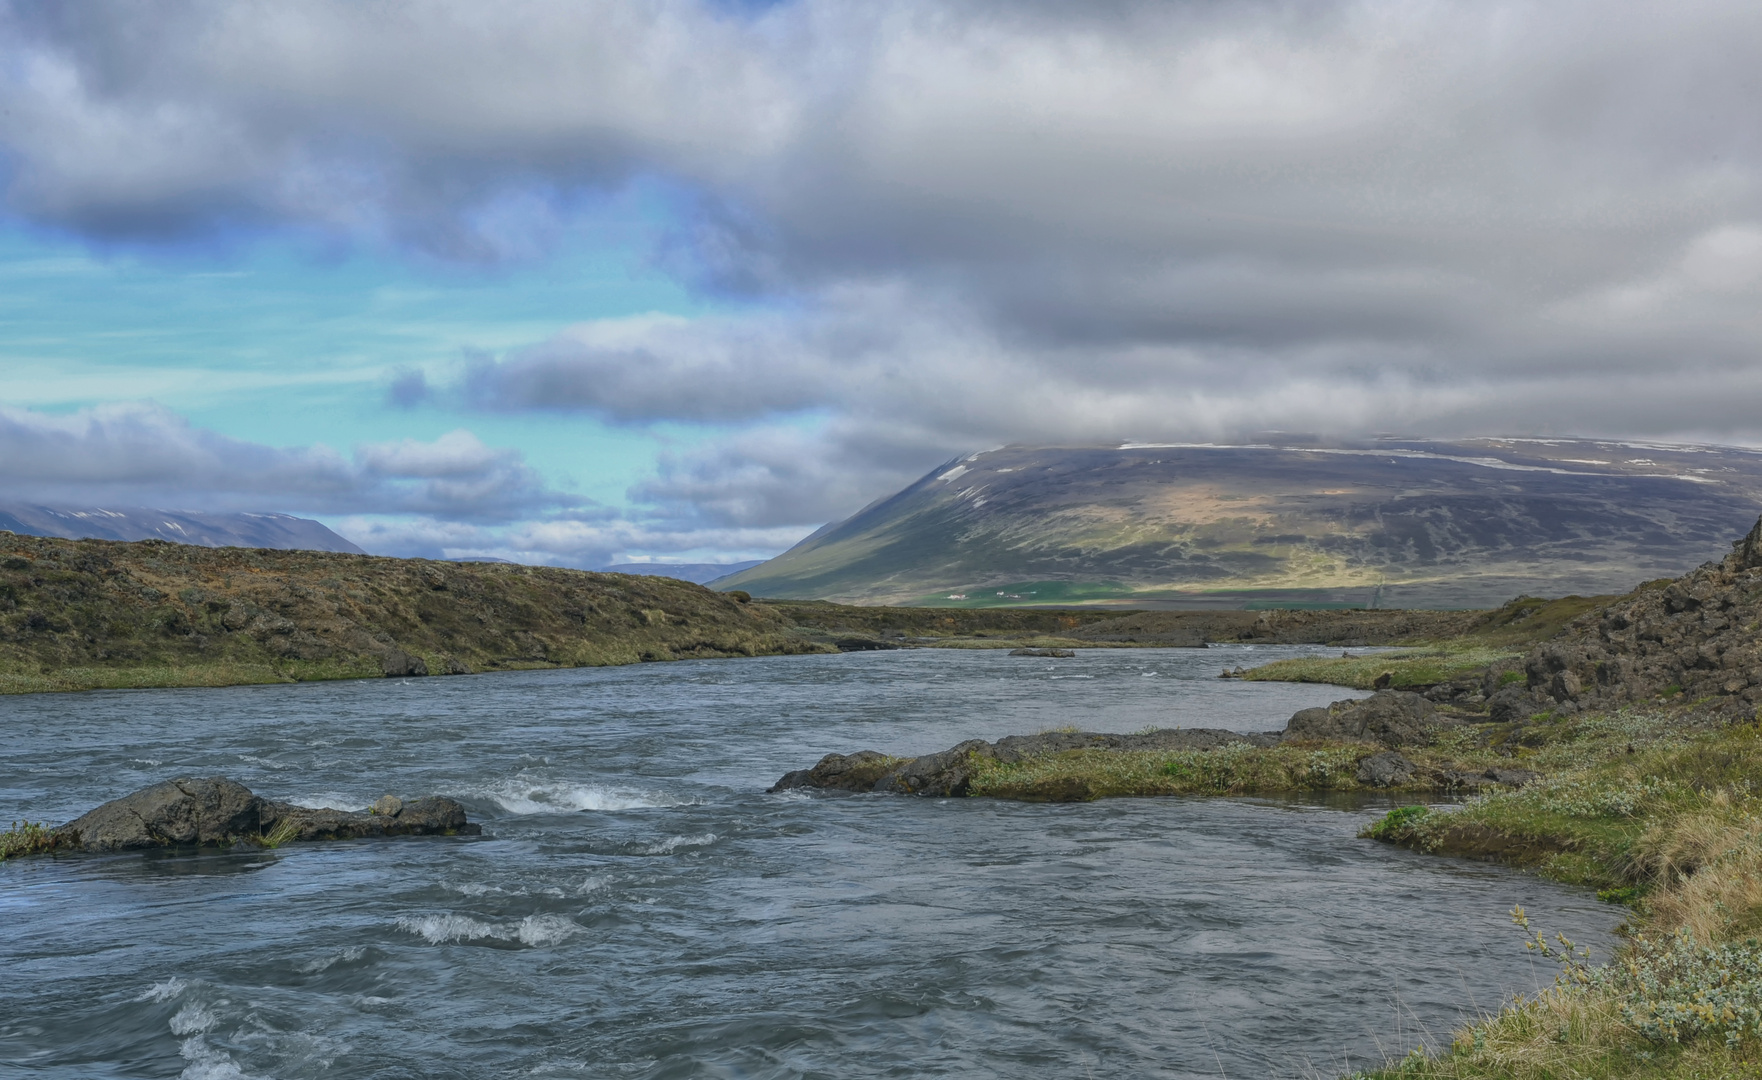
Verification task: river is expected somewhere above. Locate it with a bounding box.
[0,644,1623,1079]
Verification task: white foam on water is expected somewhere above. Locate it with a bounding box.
[1050,674,1095,680]
[178,1036,248,1080]
[284,793,365,811]
[169,1003,219,1036]
[475,777,692,815]
[131,758,165,767]
[573,874,614,897]
[638,833,717,855]
[136,976,188,1002]
[443,881,527,898]
[515,914,580,947]
[235,754,290,770]
[396,914,504,944]
[396,913,581,947]
[297,945,366,974]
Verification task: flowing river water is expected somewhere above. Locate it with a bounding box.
[0,645,1624,1079]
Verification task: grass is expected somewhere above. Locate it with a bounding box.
[1238,594,1615,692]
[967,740,1478,800]
[1347,715,1762,1077]
[0,821,71,861]
[1241,645,1521,691]
[0,657,384,694]
[258,817,301,849]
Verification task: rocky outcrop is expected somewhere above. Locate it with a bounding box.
[1283,691,1447,748]
[1490,514,1762,721]
[771,687,1546,800]
[770,727,1281,796]
[50,776,480,854]
[770,727,1286,796]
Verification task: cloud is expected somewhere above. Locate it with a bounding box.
[330,512,807,566]
[385,367,431,409]
[5,0,1762,543]
[0,403,562,521]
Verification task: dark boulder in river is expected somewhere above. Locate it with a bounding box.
[51,777,480,853]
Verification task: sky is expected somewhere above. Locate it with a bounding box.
[0,0,1759,567]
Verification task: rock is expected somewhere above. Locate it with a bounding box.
[1009,647,1075,657]
[1487,686,1547,724]
[372,794,403,817]
[1437,766,1542,790]
[381,650,429,677]
[55,777,262,851]
[1372,670,1394,689]
[257,796,474,843]
[1355,751,1416,787]
[50,777,479,854]
[874,740,996,796]
[1282,691,1441,748]
[832,636,902,652]
[767,750,903,793]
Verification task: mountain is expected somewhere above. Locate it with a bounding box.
[716,439,1762,608]
[0,504,364,554]
[597,560,764,585]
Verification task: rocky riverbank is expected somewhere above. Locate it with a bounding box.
[771,688,1540,801]
[1,777,480,859]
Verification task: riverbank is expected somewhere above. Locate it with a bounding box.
[1346,712,1762,1077]
[0,530,1506,695]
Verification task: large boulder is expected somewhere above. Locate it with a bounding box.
[56,777,263,851]
[50,777,479,853]
[1282,691,1442,748]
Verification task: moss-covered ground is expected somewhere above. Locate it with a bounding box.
[1239,595,1614,691]
[1343,712,1762,1078]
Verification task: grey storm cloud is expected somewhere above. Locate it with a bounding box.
[4,0,1762,533]
[0,404,563,522]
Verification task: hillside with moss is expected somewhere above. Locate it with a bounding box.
[718,439,1762,607]
[0,533,832,694]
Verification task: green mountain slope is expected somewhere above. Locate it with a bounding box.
[718,439,1762,607]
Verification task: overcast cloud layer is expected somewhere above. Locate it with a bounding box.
[3,0,1760,556]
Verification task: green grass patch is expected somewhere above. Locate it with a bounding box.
[1350,715,1762,1077]
[913,580,1137,607]
[0,821,71,861]
[1241,645,1520,691]
[967,742,1416,800]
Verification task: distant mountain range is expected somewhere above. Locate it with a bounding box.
[598,561,764,585]
[716,439,1762,608]
[0,504,364,554]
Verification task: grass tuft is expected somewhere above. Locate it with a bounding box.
[0,821,70,861]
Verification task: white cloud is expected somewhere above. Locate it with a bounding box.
[4,0,1762,549]
[0,403,561,522]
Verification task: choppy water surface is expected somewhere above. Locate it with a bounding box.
[1,645,1622,1079]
